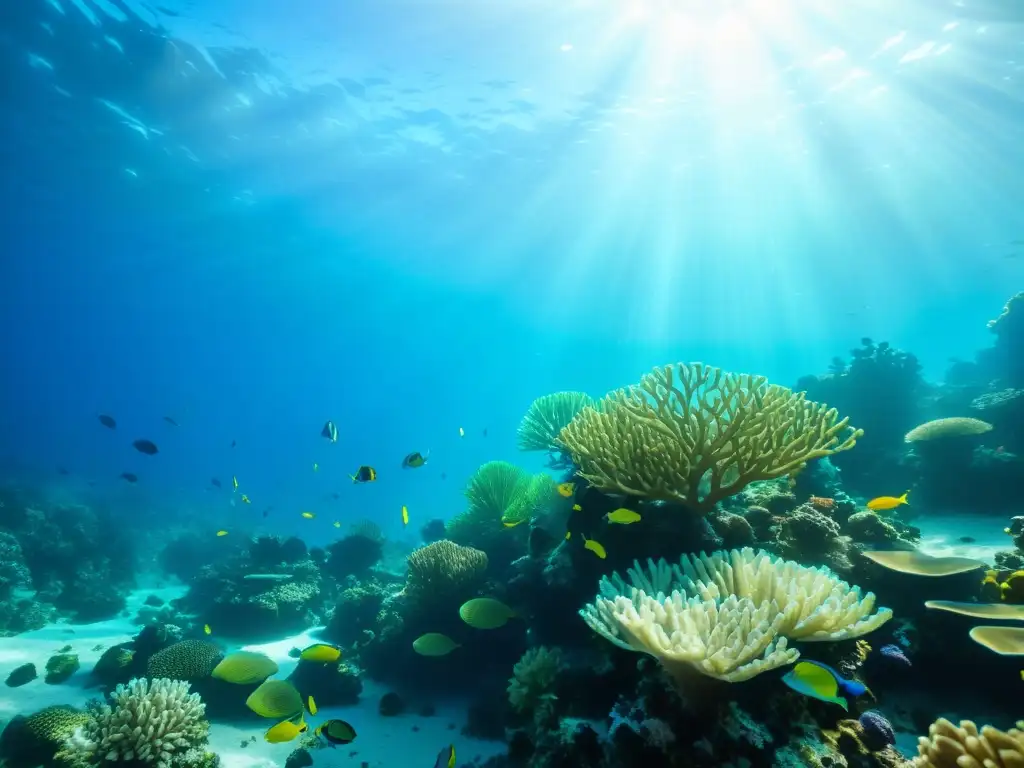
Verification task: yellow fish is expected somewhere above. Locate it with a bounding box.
[333,521,341,528]
[313,463,318,472]
[866,491,909,512]
[307,695,317,715]
[582,534,607,559]
[204,624,212,635]
[301,511,315,519]
[557,482,575,498]
[264,717,307,744]
[606,508,641,525]
[233,476,239,491]
[402,505,409,526]
[241,494,251,504]
[572,504,582,511]
[459,426,465,438]
[299,643,342,663]
[216,530,229,537]
[503,519,525,528]
[565,532,570,540]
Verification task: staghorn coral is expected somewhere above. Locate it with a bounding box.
[404,540,487,608]
[912,717,1024,767]
[581,548,891,682]
[517,391,596,452]
[508,646,562,713]
[558,363,861,513]
[59,677,213,767]
[146,640,223,682]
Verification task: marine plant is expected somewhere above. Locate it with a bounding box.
[507,646,562,713]
[558,363,861,513]
[58,677,215,767]
[581,548,891,682]
[517,391,596,452]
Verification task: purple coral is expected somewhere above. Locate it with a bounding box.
[878,644,911,667]
[858,710,896,751]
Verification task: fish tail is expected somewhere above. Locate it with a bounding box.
[899,490,910,504]
[349,475,357,483]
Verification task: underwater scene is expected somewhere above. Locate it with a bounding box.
[1,0,1023,767]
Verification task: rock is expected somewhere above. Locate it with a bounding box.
[43,653,79,684]
[4,664,36,688]
[379,691,405,716]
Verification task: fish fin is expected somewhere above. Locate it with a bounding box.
[899,490,910,504]
[349,475,357,483]
[836,695,849,712]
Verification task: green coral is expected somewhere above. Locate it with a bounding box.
[507,646,562,713]
[44,653,80,684]
[146,640,223,682]
[517,391,596,452]
[447,462,559,548]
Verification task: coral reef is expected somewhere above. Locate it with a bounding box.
[324,522,384,579]
[0,705,90,768]
[146,640,224,682]
[912,717,1024,767]
[508,646,562,713]
[402,539,488,615]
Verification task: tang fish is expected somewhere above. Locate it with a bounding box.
[402,451,429,468]
[264,717,307,744]
[322,420,338,443]
[867,491,909,512]
[299,643,342,663]
[605,508,641,524]
[781,660,868,711]
[350,466,377,483]
[581,534,607,559]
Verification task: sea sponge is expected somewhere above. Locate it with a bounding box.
[517,391,596,452]
[404,540,488,606]
[558,363,861,513]
[580,548,891,682]
[146,639,223,682]
[508,646,562,713]
[59,677,211,767]
[912,717,1024,767]
[904,417,993,442]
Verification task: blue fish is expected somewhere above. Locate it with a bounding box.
[433,745,455,768]
[781,660,869,711]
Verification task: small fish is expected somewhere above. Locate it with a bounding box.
[232,476,239,491]
[557,482,575,498]
[299,643,342,663]
[204,624,212,635]
[265,717,307,744]
[231,439,237,448]
[867,491,909,512]
[434,745,456,768]
[350,466,377,483]
[402,451,429,469]
[163,416,179,426]
[572,504,582,511]
[301,511,315,519]
[241,494,251,504]
[120,472,138,483]
[459,427,465,438]
[581,534,607,559]
[606,508,641,524]
[959,536,976,544]
[781,660,868,711]
[333,521,341,528]
[316,718,357,745]
[98,414,117,429]
[211,478,222,488]
[322,420,339,443]
[402,505,409,525]
[216,530,229,537]
[307,695,318,715]
[57,466,70,476]
[313,462,318,472]
[412,633,460,656]
[132,439,159,455]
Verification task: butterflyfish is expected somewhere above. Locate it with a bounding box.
[402,505,409,525]
[434,745,456,768]
[212,651,279,684]
[781,660,868,711]
[316,718,357,745]
[203,624,211,635]
[307,695,317,715]
[321,420,338,443]
[460,597,516,629]
[402,451,429,468]
[606,508,641,524]
[866,491,909,512]
[264,717,307,744]
[132,439,158,455]
[216,530,229,537]
[350,465,377,483]
[412,633,460,656]
[298,643,342,663]
[301,511,315,519]
[557,482,575,498]
[582,534,607,559]
[246,680,304,719]
[241,494,251,504]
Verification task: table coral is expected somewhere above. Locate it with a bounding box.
[558,363,861,513]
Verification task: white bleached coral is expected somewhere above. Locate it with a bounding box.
[59,677,212,767]
[580,548,891,682]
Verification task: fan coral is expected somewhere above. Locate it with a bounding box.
[517,391,596,452]
[581,548,891,682]
[59,678,212,767]
[404,540,488,607]
[146,640,223,682]
[912,717,1024,767]
[508,646,562,713]
[558,363,861,513]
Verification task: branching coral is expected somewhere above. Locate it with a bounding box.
[508,646,562,713]
[912,717,1024,767]
[517,391,596,452]
[558,363,861,513]
[59,678,212,767]
[403,540,488,607]
[580,548,891,682]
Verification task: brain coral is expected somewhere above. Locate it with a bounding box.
[59,677,211,767]
[146,640,223,681]
[404,540,488,607]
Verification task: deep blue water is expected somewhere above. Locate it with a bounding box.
[0,0,1021,543]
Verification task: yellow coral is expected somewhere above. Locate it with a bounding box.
[558,363,860,513]
[912,717,1024,767]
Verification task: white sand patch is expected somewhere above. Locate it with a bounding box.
[914,513,1007,564]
